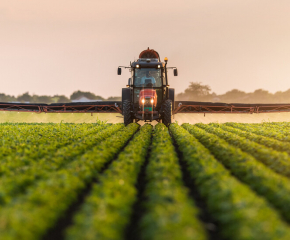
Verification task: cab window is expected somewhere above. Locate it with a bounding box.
[134,68,162,87]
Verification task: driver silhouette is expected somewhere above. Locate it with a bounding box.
[141,71,156,86]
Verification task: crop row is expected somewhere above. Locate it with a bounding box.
[0,123,104,172]
[235,122,290,131]
[140,123,206,240]
[182,123,290,223]
[0,123,139,240]
[212,123,290,155]
[1,122,290,240]
[0,122,94,148]
[170,123,290,240]
[64,123,208,240]
[225,122,290,142]
[65,123,152,240]
[195,123,290,178]
[0,123,124,206]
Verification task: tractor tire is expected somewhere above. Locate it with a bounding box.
[123,100,133,126]
[162,99,172,127]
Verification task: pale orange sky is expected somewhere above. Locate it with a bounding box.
[1,0,290,98]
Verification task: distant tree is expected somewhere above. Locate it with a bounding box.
[219,89,248,103]
[177,82,212,101]
[56,95,70,103]
[32,95,52,104]
[176,82,284,103]
[274,89,290,103]
[0,93,17,102]
[184,82,211,96]
[250,89,273,103]
[17,92,33,103]
[70,90,104,100]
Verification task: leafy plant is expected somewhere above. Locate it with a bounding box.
[0,123,139,240]
[215,123,290,155]
[196,123,290,178]
[65,124,152,240]
[171,123,290,239]
[140,123,207,240]
[183,123,290,223]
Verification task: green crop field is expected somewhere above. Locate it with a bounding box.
[1,121,290,240]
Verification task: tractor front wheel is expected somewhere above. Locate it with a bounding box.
[162,99,172,126]
[123,100,133,126]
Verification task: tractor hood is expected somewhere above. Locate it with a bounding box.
[139,89,157,107]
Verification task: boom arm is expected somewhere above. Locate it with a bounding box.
[0,102,122,113]
[0,101,290,114]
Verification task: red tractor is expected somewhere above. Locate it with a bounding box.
[118,48,178,126]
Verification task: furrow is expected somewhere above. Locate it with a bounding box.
[225,122,290,142]
[43,125,141,240]
[0,124,124,205]
[139,123,207,240]
[183,123,290,224]
[64,124,152,240]
[216,123,290,155]
[170,128,221,240]
[195,123,290,178]
[0,123,102,174]
[0,123,139,240]
[171,123,290,240]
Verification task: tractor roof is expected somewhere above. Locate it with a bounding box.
[131,48,164,68]
[131,61,164,68]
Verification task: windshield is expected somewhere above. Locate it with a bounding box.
[134,68,162,87]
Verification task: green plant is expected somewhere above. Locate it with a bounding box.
[170,123,290,239]
[65,124,152,240]
[183,123,290,223]
[140,123,206,240]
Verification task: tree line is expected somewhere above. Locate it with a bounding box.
[177,82,290,103]
[2,83,290,103]
[0,91,121,104]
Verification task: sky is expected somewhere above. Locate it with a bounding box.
[0,0,290,98]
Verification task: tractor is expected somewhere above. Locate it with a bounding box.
[117,48,178,126]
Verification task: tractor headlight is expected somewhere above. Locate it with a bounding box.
[141,99,145,104]
[150,99,154,104]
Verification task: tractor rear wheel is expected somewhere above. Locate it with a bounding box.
[162,99,172,126]
[123,100,133,126]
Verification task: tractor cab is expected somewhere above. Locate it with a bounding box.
[118,48,178,126]
[133,67,162,118]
